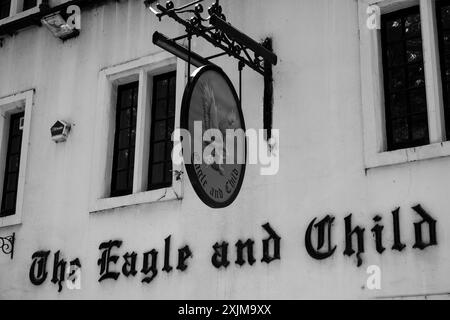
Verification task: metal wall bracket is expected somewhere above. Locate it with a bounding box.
[146,0,278,138]
[0,232,15,260]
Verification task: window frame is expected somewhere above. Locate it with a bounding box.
[0,0,41,26]
[148,71,177,191]
[359,0,448,169]
[435,0,450,140]
[110,81,139,198]
[380,5,430,151]
[0,89,33,228]
[0,111,25,217]
[89,52,185,214]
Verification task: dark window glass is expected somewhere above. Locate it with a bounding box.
[436,0,450,139]
[0,0,11,19]
[0,112,24,217]
[111,82,138,197]
[381,7,429,151]
[22,0,37,11]
[148,71,176,190]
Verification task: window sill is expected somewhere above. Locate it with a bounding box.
[0,7,40,27]
[365,141,450,169]
[89,187,183,214]
[0,214,21,228]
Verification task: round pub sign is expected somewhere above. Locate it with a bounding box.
[181,65,246,209]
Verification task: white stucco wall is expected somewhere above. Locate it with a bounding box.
[0,0,449,299]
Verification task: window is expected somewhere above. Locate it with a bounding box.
[148,71,176,190]
[22,0,36,11]
[359,0,450,169]
[0,89,33,227]
[381,6,429,150]
[436,0,450,139]
[0,0,11,20]
[0,0,40,24]
[0,112,24,217]
[110,72,176,197]
[111,82,138,197]
[89,53,185,213]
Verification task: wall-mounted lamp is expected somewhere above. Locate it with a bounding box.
[41,12,79,41]
[0,233,15,260]
[51,120,71,143]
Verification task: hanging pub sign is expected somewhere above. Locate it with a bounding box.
[147,1,278,208]
[181,65,246,208]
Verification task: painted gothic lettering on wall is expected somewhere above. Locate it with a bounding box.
[305,204,438,267]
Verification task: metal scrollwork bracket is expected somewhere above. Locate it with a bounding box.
[146,0,278,139]
[0,232,15,259]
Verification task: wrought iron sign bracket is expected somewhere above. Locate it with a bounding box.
[0,232,15,260]
[146,0,278,139]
